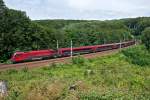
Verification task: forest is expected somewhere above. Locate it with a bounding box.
[0,0,150,62]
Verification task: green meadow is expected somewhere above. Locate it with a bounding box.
[0,45,150,100]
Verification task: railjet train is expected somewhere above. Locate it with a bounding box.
[11,41,135,63]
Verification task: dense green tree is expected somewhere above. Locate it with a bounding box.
[0,0,56,62]
[123,17,150,36]
[61,21,132,47]
[0,0,5,8]
[0,7,31,61]
[142,27,150,50]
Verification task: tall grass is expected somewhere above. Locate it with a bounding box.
[72,56,86,65]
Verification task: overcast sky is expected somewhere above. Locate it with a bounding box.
[4,0,150,20]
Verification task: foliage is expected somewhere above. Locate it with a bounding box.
[62,21,132,47]
[21,67,28,73]
[122,45,150,66]
[123,17,150,35]
[141,27,150,50]
[72,56,86,65]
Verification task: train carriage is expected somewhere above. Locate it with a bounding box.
[58,45,96,57]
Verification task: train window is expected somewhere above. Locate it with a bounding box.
[63,50,70,53]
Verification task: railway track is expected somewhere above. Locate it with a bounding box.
[0,46,132,71]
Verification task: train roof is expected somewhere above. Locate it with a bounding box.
[14,49,54,54]
[58,41,134,51]
[59,43,116,51]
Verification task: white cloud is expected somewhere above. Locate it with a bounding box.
[68,0,149,13]
[68,0,94,10]
[4,0,150,20]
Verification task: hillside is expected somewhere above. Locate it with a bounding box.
[0,45,150,100]
[1,0,150,62]
[35,17,150,36]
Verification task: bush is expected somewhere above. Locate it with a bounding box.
[6,69,18,74]
[72,56,86,65]
[21,67,28,72]
[122,45,150,66]
[79,92,102,100]
[142,27,150,51]
[5,60,13,64]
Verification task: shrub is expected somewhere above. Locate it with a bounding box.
[21,67,28,72]
[6,90,21,100]
[142,27,150,51]
[72,56,86,65]
[122,45,150,66]
[4,60,13,64]
[6,69,18,74]
[79,91,115,100]
[26,81,65,100]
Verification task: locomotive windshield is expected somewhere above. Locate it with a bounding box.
[13,52,24,57]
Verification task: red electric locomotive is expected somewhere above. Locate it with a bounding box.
[11,49,56,63]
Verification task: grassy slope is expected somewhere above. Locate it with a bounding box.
[0,45,150,100]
